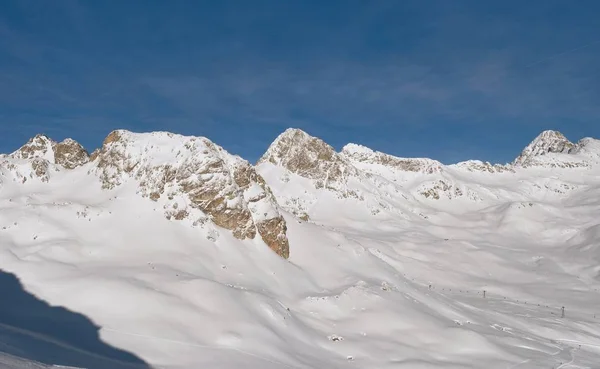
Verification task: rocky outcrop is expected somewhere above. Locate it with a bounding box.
[452,160,514,173]
[91,130,289,258]
[30,158,51,182]
[10,135,89,170]
[10,134,56,162]
[513,130,578,167]
[258,128,360,194]
[7,135,89,181]
[341,143,443,174]
[54,139,90,169]
[255,216,289,259]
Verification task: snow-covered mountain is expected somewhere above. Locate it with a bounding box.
[2,128,600,369]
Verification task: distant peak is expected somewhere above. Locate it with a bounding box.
[10,134,57,161]
[54,138,90,169]
[8,134,89,170]
[31,133,54,142]
[258,128,335,166]
[268,128,313,148]
[536,130,569,141]
[513,130,575,166]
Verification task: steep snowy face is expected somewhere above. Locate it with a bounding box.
[571,137,600,160]
[91,130,289,258]
[258,128,360,191]
[513,130,580,167]
[341,143,443,174]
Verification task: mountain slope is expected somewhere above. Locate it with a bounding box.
[1,128,600,369]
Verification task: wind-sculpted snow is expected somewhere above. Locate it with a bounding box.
[1,127,600,368]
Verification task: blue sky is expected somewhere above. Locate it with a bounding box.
[0,0,599,164]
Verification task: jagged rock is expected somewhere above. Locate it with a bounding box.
[30,158,50,182]
[419,180,461,200]
[255,216,289,258]
[11,134,56,162]
[258,128,360,194]
[514,130,577,167]
[10,134,89,171]
[91,130,289,258]
[54,139,90,169]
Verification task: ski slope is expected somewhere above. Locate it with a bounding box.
[1,129,600,368]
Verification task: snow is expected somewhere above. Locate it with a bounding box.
[2,129,600,368]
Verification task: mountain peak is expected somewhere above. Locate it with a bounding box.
[257,128,361,195]
[258,128,337,168]
[10,134,89,170]
[513,130,575,166]
[54,138,90,169]
[11,134,57,162]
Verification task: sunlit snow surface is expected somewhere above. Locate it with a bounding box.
[1,137,600,368]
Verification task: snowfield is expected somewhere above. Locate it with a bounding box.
[1,129,600,368]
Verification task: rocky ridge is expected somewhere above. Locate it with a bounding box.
[341,143,443,174]
[258,128,363,197]
[10,134,90,169]
[1,127,599,257]
[256,128,599,212]
[1,134,89,183]
[1,131,289,258]
[513,130,586,168]
[90,130,289,258]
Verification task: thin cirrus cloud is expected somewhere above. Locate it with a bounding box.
[0,0,598,163]
[144,54,598,127]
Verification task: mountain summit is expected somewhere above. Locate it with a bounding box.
[513,130,575,167]
[10,134,90,169]
[258,128,359,190]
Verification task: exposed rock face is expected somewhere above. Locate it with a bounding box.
[514,130,576,167]
[10,135,89,170]
[30,158,50,182]
[54,139,90,169]
[452,160,515,173]
[7,135,89,181]
[341,143,443,174]
[417,179,476,200]
[91,130,289,258]
[419,180,460,200]
[258,128,360,193]
[10,134,56,162]
[256,216,289,259]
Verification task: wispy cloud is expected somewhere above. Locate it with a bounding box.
[0,1,598,163]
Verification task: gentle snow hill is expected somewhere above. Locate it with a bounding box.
[1,128,600,368]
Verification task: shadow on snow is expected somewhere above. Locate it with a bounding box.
[0,269,150,368]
